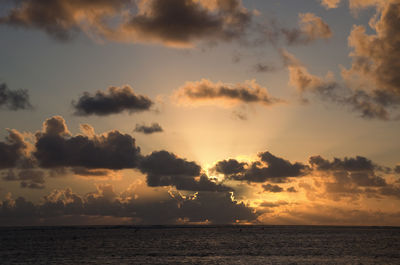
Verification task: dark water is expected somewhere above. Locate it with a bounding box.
[1,226,399,264]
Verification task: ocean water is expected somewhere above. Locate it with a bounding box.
[0,226,399,265]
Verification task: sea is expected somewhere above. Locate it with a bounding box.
[0,226,399,264]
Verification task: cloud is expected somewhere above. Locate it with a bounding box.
[139,150,230,191]
[70,167,120,180]
[309,155,376,172]
[34,116,141,169]
[120,0,252,47]
[320,0,341,9]
[72,85,153,116]
[282,49,391,120]
[262,184,284,193]
[0,0,132,41]
[303,154,400,201]
[341,0,400,119]
[214,151,309,183]
[2,169,45,189]
[281,49,338,97]
[134,123,163,134]
[0,185,258,225]
[0,83,32,111]
[214,159,247,175]
[0,0,252,47]
[173,79,282,107]
[283,13,332,45]
[319,0,384,10]
[0,129,28,169]
[310,155,387,189]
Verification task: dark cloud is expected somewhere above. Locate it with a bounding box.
[310,155,387,188]
[309,155,376,172]
[214,159,247,175]
[140,150,230,192]
[395,165,400,174]
[0,0,252,47]
[286,187,298,192]
[298,154,400,202]
[0,185,258,225]
[123,0,252,47]
[262,184,284,193]
[0,83,32,111]
[72,85,153,116]
[0,129,28,169]
[2,169,45,189]
[174,79,282,107]
[34,116,141,169]
[215,151,308,183]
[178,191,256,224]
[134,123,163,134]
[0,0,131,41]
[258,151,308,178]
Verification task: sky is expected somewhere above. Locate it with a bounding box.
[0,0,400,226]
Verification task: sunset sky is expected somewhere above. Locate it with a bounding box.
[0,0,400,226]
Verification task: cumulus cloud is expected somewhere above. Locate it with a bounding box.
[341,0,400,119]
[0,0,252,47]
[283,13,332,45]
[140,150,230,192]
[173,79,282,107]
[72,85,153,116]
[34,116,141,169]
[305,154,400,201]
[134,123,163,134]
[310,155,387,188]
[282,49,391,120]
[0,129,28,169]
[214,159,247,175]
[0,83,32,111]
[0,185,257,225]
[309,155,376,172]
[214,151,308,183]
